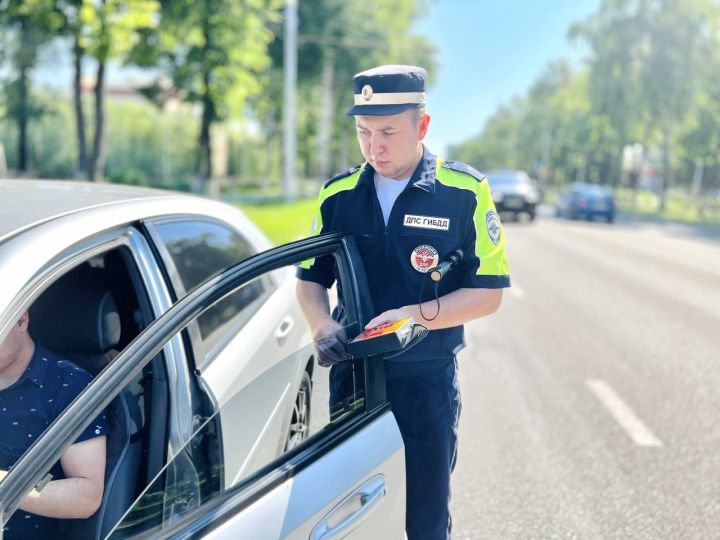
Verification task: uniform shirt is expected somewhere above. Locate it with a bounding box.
[0,344,110,539]
[298,146,510,365]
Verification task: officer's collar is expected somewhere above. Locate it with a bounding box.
[359,145,437,193]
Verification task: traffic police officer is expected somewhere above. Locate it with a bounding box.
[296,65,510,540]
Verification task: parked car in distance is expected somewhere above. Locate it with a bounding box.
[486,170,541,222]
[555,182,617,223]
[0,179,405,539]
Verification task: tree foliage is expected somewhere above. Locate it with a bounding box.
[451,0,720,204]
[0,0,63,172]
[129,0,282,193]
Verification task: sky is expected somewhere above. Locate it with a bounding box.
[413,0,600,155]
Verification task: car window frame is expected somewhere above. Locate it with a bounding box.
[0,232,386,536]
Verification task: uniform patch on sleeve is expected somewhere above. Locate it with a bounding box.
[486,210,502,245]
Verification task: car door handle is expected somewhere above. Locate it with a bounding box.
[310,475,386,540]
[275,316,294,345]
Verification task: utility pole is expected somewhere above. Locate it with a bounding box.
[283,0,298,202]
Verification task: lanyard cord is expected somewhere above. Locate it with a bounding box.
[418,271,441,321]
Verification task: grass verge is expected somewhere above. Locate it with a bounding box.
[239,198,317,246]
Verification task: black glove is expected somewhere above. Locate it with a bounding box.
[315,328,349,367]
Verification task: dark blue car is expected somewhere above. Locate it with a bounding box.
[555,182,616,223]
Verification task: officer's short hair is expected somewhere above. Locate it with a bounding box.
[411,107,427,126]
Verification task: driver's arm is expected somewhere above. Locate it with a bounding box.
[10,435,106,519]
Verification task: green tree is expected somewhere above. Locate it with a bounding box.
[264,0,436,185]
[0,0,63,173]
[569,0,652,188]
[640,0,718,209]
[130,0,283,194]
[571,0,719,207]
[55,0,159,181]
[450,99,525,172]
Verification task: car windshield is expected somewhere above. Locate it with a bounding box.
[487,172,530,186]
[575,184,612,197]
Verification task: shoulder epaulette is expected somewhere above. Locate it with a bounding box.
[440,160,486,183]
[324,164,363,188]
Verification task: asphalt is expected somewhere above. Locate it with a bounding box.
[451,210,720,539]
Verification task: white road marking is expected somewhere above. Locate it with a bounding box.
[509,283,525,299]
[586,378,663,447]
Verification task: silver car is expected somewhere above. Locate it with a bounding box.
[0,180,405,539]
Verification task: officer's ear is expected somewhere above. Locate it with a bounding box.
[418,113,431,141]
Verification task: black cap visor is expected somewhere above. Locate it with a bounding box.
[346,102,421,117]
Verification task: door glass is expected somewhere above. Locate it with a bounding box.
[107,264,365,537]
[152,219,276,357]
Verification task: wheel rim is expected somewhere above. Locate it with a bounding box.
[286,383,309,450]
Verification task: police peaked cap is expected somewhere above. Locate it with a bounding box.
[346,65,427,116]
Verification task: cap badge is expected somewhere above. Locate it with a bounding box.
[410,244,439,273]
[361,84,374,101]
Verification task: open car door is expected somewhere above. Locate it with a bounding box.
[0,233,405,539]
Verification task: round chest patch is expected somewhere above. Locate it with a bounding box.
[410,244,439,273]
[486,210,502,245]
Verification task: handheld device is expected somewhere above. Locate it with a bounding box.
[346,317,428,359]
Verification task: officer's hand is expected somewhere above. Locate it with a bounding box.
[313,319,349,367]
[365,308,414,330]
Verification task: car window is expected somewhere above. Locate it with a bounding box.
[106,261,366,538]
[151,219,276,356]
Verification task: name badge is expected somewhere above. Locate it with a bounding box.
[403,214,450,231]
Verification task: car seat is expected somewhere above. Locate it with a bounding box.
[29,264,143,540]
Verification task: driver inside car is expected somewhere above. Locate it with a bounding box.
[0,312,109,539]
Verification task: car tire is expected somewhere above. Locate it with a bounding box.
[285,371,311,451]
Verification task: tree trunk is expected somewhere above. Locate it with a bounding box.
[659,117,672,211]
[73,34,87,179]
[600,152,613,185]
[339,128,350,172]
[614,146,624,188]
[713,143,720,192]
[195,77,214,194]
[690,158,704,198]
[194,4,213,195]
[17,17,30,173]
[316,49,335,181]
[88,60,106,181]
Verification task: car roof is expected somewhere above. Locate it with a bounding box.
[0,180,274,340]
[0,179,175,243]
